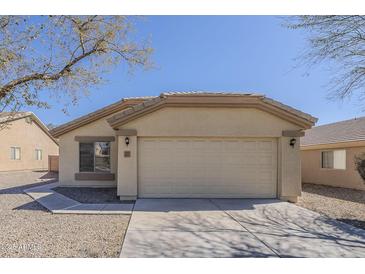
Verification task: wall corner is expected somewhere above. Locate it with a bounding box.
[117,134,138,199]
[278,136,301,200]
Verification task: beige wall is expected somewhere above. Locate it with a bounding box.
[117,135,137,199]
[301,147,365,190]
[118,107,303,201]
[58,114,120,187]
[0,118,59,172]
[58,106,306,201]
[124,107,301,137]
[279,137,302,200]
[48,155,59,172]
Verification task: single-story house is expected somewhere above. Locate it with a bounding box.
[51,92,317,202]
[0,112,59,172]
[301,117,365,190]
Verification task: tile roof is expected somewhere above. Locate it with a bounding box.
[107,91,317,127]
[161,91,264,96]
[301,116,365,146]
[261,97,316,124]
[52,92,264,137]
[50,97,149,138]
[51,91,318,137]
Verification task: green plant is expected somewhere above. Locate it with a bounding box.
[354,153,365,182]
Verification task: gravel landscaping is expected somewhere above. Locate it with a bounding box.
[53,187,129,204]
[298,183,365,230]
[0,171,130,258]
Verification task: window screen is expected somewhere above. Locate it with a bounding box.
[79,143,95,172]
[321,151,334,168]
[79,142,111,172]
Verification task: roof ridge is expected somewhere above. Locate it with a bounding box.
[312,116,365,129]
[0,111,58,145]
[262,97,317,123]
[51,97,150,137]
[107,93,317,128]
[124,96,156,100]
[161,91,264,97]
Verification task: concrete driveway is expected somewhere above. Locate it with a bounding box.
[120,199,365,257]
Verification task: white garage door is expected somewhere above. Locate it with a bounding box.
[138,138,277,198]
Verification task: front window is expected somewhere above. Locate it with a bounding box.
[321,150,346,170]
[95,142,111,172]
[10,147,21,160]
[79,142,111,172]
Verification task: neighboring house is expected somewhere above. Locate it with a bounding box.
[0,112,59,172]
[51,92,316,202]
[301,117,365,190]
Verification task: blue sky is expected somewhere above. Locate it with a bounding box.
[27,16,364,126]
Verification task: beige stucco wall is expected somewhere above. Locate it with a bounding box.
[301,147,365,190]
[123,107,301,137]
[118,107,303,201]
[58,114,120,187]
[117,135,137,199]
[0,118,59,172]
[279,137,302,200]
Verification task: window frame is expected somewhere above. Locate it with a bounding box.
[321,149,346,170]
[10,147,21,160]
[79,141,111,173]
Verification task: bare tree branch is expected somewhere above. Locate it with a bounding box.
[0,15,153,125]
[285,16,365,102]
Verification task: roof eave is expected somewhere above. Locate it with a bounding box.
[107,95,316,130]
[50,98,147,138]
[29,113,59,145]
[301,139,365,150]
[0,112,57,145]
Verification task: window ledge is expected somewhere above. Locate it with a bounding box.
[75,172,115,181]
[320,168,346,171]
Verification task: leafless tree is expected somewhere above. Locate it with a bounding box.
[285,16,365,101]
[0,16,153,120]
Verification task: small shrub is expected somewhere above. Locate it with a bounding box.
[354,153,365,182]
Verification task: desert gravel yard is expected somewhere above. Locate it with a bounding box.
[298,183,365,230]
[53,187,124,204]
[0,171,130,258]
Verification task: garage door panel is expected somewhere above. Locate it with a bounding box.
[138,138,277,198]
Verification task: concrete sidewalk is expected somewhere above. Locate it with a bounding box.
[24,182,133,215]
[120,198,365,258]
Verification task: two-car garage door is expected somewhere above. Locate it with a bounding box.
[138,138,278,198]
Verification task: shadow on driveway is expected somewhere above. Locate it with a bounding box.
[121,198,365,258]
